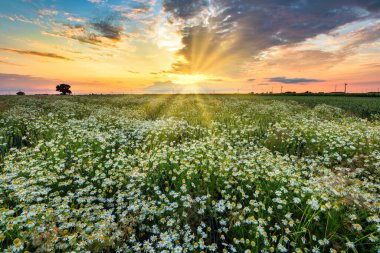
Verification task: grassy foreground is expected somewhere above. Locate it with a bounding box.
[0,95,379,253]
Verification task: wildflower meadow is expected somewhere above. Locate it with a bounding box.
[0,95,379,253]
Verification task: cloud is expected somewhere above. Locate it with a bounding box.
[90,16,124,41]
[244,20,380,73]
[0,73,46,82]
[162,0,380,75]
[42,24,104,46]
[67,16,86,23]
[143,81,178,93]
[247,78,256,82]
[38,9,58,16]
[128,70,140,74]
[0,48,72,60]
[208,78,224,82]
[0,59,22,66]
[112,2,152,19]
[362,63,380,69]
[338,19,380,50]
[267,77,325,84]
[88,0,104,4]
[0,73,57,94]
[43,14,125,47]
[0,13,39,25]
[163,0,208,19]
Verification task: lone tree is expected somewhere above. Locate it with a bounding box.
[16,91,25,95]
[56,84,72,95]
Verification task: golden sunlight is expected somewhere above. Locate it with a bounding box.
[171,74,209,85]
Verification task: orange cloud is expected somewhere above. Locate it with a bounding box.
[0,48,72,61]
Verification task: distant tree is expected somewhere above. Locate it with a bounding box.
[16,91,25,96]
[56,84,72,95]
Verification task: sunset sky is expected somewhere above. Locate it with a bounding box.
[0,0,380,94]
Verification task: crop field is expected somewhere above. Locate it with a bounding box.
[0,95,379,253]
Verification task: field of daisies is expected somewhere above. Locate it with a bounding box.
[0,95,379,253]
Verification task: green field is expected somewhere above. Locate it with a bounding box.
[0,95,379,252]
[259,94,380,118]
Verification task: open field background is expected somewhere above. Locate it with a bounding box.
[1,94,380,118]
[0,95,379,252]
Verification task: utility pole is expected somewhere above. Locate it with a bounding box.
[281,86,283,94]
[335,85,337,92]
[344,83,348,93]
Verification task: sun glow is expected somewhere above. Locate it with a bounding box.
[171,74,209,84]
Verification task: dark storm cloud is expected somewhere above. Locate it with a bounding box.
[268,77,325,84]
[162,0,380,74]
[0,48,72,60]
